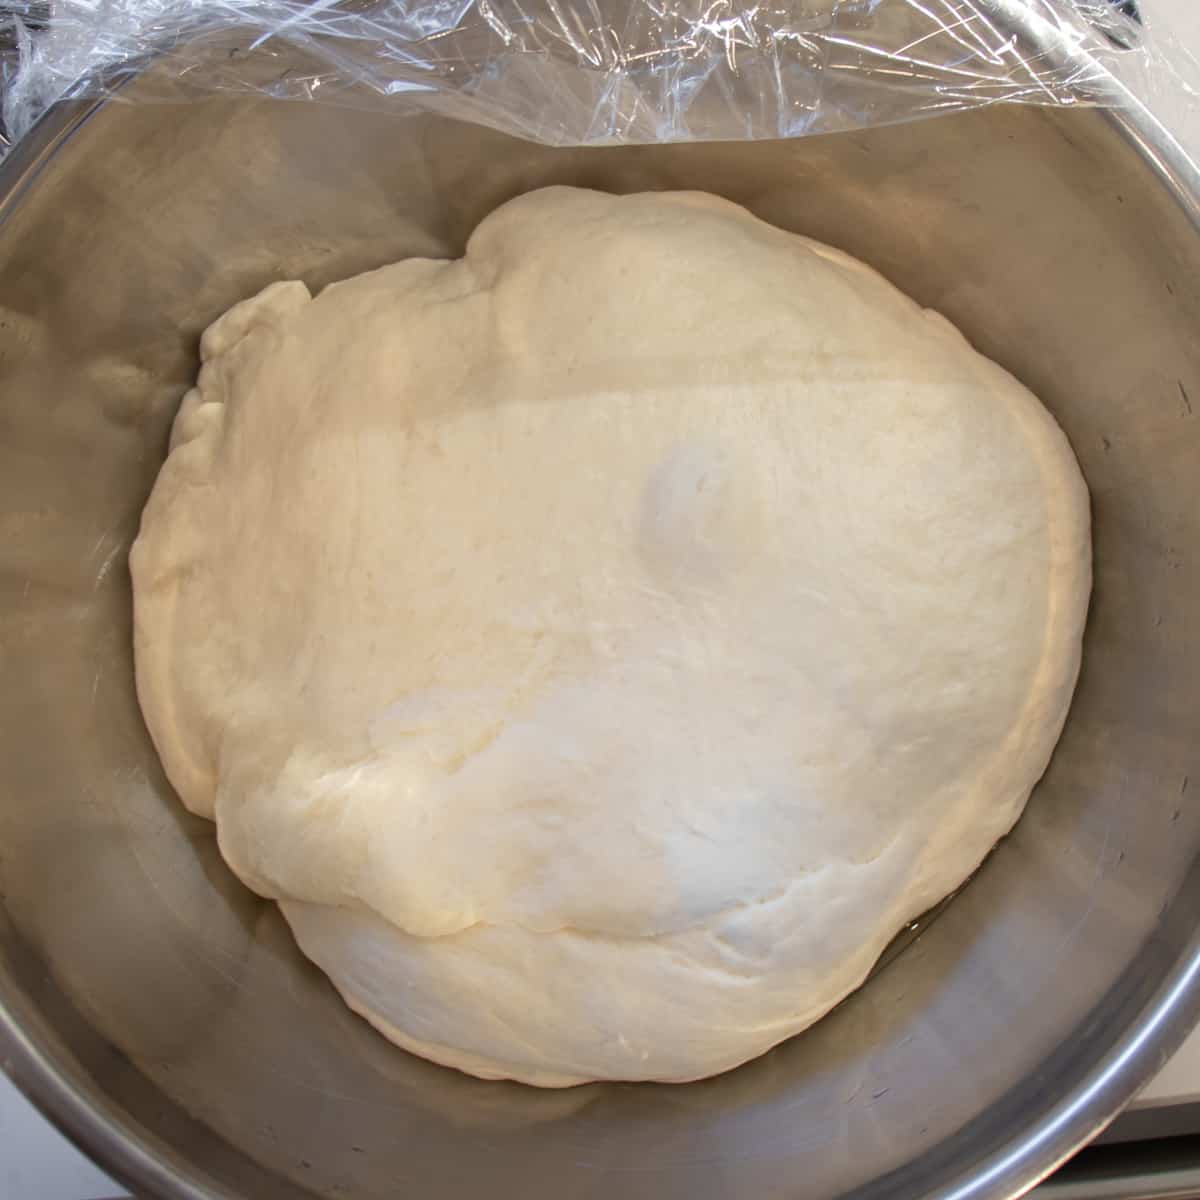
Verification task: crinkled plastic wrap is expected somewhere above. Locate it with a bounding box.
[0,1,1188,157]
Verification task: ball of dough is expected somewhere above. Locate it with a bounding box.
[130,187,1090,1087]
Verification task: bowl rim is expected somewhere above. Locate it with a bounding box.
[2,33,1200,1200]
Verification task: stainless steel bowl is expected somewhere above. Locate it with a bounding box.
[1,60,1200,1200]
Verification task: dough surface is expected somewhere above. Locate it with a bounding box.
[131,186,1091,1086]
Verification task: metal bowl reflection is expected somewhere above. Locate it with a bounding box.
[0,69,1199,1200]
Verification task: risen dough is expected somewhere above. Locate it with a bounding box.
[131,187,1091,1087]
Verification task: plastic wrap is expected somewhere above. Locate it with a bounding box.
[0,2,1192,157]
